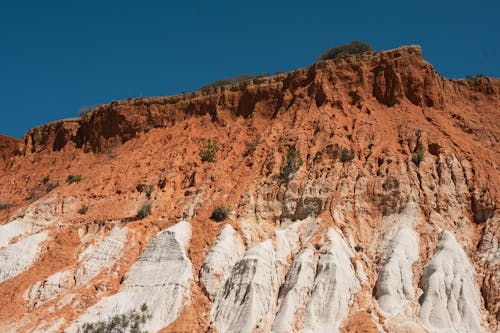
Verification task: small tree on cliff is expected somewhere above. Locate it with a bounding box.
[200,139,217,163]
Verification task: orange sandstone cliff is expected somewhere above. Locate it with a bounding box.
[0,46,498,333]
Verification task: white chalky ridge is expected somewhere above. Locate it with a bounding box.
[419,231,484,333]
[271,247,317,333]
[302,228,360,333]
[0,231,49,284]
[66,221,192,333]
[76,226,128,285]
[200,225,245,301]
[210,220,305,333]
[26,226,128,308]
[0,197,59,248]
[375,227,419,315]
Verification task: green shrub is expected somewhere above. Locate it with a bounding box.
[243,136,260,157]
[78,204,89,215]
[78,303,151,333]
[211,206,229,222]
[136,203,152,220]
[200,139,217,163]
[280,149,303,181]
[318,41,373,61]
[412,148,424,167]
[145,185,154,199]
[200,74,254,91]
[46,182,59,193]
[67,175,82,184]
[339,148,355,163]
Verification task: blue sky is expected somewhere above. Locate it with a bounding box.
[1,0,499,138]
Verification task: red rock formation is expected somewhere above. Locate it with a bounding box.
[0,134,19,165]
[0,46,498,332]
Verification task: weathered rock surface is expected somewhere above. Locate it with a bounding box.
[302,229,359,333]
[75,226,128,285]
[0,196,60,248]
[0,45,498,332]
[419,231,484,333]
[271,247,317,333]
[67,221,192,332]
[375,227,419,315]
[0,231,48,284]
[210,222,301,333]
[200,224,245,301]
[25,226,128,309]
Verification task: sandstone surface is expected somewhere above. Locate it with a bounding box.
[0,45,498,332]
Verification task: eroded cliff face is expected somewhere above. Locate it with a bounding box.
[0,46,498,333]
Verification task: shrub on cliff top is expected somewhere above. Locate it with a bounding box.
[318,41,373,61]
[200,74,255,91]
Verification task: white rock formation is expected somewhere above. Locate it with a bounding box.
[419,231,484,333]
[0,196,59,248]
[375,227,419,315]
[26,270,75,308]
[272,247,317,333]
[302,229,359,333]
[25,226,128,308]
[0,231,48,283]
[211,222,303,333]
[66,220,193,333]
[211,239,282,333]
[75,226,128,284]
[200,225,245,301]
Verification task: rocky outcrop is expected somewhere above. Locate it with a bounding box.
[0,231,48,283]
[17,46,500,156]
[210,223,302,333]
[375,226,419,315]
[302,229,359,333]
[26,269,75,309]
[271,247,317,333]
[75,226,128,285]
[199,225,245,301]
[0,196,61,248]
[0,134,18,167]
[0,45,498,332]
[419,231,484,333]
[478,217,500,331]
[67,221,192,333]
[25,226,128,309]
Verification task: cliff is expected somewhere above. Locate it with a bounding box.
[0,45,498,333]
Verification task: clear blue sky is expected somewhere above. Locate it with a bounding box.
[1,0,499,138]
